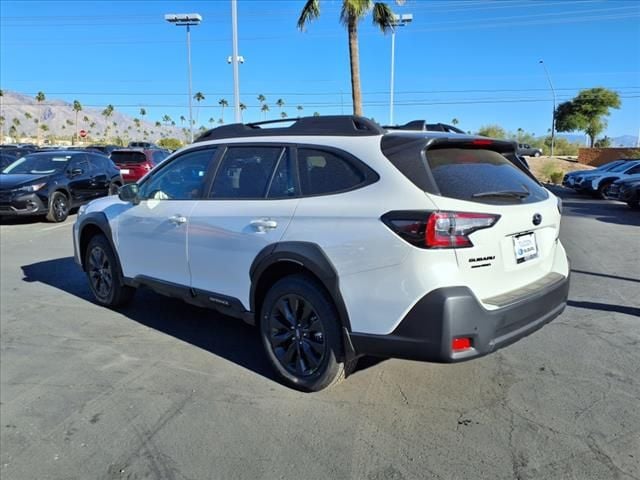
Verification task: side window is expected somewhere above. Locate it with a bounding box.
[152,150,168,165]
[70,155,91,176]
[138,149,216,200]
[267,150,297,199]
[88,154,105,172]
[297,148,366,196]
[210,146,283,199]
[626,165,640,175]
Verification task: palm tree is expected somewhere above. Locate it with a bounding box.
[276,98,285,114]
[139,108,147,130]
[451,118,459,126]
[257,94,266,106]
[209,117,215,127]
[218,98,228,123]
[193,92,205,125]
[155,121,161,128]
[101,104,114,141]
[72,100,82,144]
[313,112,321,117]
[281,112,288,119]
[297,105,304,117]
[261,103,270,120]
[162,114,171,125]
[239,103,247,122]
[180,115,186,126]
[218,118,224,125]
[36,91,46,145]
[517,128,524,141]
[298,0,394,116]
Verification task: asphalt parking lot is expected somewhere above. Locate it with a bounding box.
[1,187,639,480]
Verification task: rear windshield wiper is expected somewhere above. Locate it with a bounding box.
[472,190,530,199]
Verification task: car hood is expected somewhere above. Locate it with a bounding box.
[0,173,50,190]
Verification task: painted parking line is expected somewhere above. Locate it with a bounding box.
[41,222,73,232]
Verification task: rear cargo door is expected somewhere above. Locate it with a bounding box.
[424,147,562,301]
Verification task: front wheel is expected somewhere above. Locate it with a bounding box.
[597,181,612,200]
[260,274,355,392]
[534,151,541,157]
[85,234,135,307]
[46,191,69,223]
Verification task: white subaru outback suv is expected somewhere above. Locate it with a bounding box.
[73,116,570,391]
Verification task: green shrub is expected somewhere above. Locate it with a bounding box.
[549,171,563,184]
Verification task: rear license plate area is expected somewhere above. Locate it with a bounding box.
[513,232,538,264]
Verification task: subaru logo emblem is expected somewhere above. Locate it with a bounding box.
[532,213,542,226]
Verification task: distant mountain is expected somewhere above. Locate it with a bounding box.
[0,90,185,143]
[611,135,638,147]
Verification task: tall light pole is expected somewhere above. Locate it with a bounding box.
[539,59,556,157]
[165,13,202,143]
[389,13,412,126]
[231,0,241,123]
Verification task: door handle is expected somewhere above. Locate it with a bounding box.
[250,218,278,232]
[168,214,187,225]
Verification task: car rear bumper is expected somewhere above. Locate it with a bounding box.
[0,192,47,216]
[349,272,569,363]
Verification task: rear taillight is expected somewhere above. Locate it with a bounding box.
[382,211,500,249]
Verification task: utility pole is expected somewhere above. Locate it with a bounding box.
[389,14,413,126]
[539,60,556,157]
[231,0,241,123]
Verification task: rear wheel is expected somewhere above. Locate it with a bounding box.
[260,274,355,392]
[534,151,541,157]
[85,234,135,307]
[46,191,69,223]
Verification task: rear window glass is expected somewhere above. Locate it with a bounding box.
[297,148,367,196]
[111,151,147,164]
[426,148,548,204]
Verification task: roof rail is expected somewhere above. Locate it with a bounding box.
[383,120,466,135]
[194,115,385,142]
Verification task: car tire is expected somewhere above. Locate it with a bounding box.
[534,151,541,157]
[596,181,612,200]
[260,274,355,392]
[85,234,135,307]
[46,191,69,223]
[108,181,121,196]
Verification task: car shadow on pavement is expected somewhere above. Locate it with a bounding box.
[567,300,640,318]
[20,256,385,385]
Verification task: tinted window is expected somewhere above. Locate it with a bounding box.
[426,148,548,204]
[626,165,640,175]
[2,153,71,174]
[70,156,91,175]
[297,148,366,196]
[111,151,147,164]
[88,154,107,171]
[211,146,283,199]
[267,151,297,199]
[138,149,215,200]
[152,150,168,165]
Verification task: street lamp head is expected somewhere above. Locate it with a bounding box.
[164,13,202,26]
[391,13,413,26]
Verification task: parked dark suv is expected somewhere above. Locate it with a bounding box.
[0,151,122,222]
[110,148,170,183]
[517,144,543,157]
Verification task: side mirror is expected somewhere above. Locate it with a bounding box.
[118,183,140,205]
[69,168,83,177]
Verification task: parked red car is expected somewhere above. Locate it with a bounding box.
[110,148,170,183]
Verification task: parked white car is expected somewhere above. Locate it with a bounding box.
[580,160,640,198]
[73,116,570,391]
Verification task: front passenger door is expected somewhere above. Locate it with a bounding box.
[115,148,217,286]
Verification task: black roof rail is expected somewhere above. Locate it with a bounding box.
[194,115,385,142]
[383,120,466,135]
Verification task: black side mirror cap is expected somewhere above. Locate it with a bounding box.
[118,183,140,205]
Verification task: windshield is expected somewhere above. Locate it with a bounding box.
[610,162,634,172]
[2,153,71,175]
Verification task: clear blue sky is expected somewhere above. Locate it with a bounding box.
[1,0,639,139]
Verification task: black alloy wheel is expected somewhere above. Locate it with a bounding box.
[268,294,327,377]
[88,244,113,302]
[46,191,69,222]
[84,234,135,307]
[260,274,355,392]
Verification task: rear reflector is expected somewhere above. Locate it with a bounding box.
[472,139,493,145]
[452,337,472,351]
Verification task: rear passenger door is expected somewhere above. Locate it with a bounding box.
[66,154,93,204]
[188,145,299,308]
[87,154,110,198]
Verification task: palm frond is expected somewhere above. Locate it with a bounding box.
[340,0,374,26]
[372,2,394,33]
[297,0,321,31]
